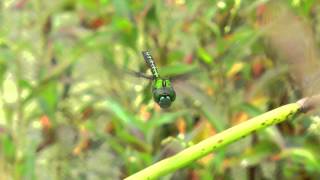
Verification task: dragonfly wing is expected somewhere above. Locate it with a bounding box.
[126,69,154,80]
[169,69,204,82]
[158,63,204,83]
[260,1,320,97]
[102,58,153,81]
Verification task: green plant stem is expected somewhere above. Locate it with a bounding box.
[125,103,301,180]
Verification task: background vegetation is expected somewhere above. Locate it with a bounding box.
[0,0,320,179]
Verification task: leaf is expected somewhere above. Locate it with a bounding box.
[100,0,109,6]
[112,0,130,17]
[240,140,279,167]
[1,135,15,161]
[281,148,320,172]
[112,16,137,48]
[158,63,198,78]
[147,111,188,129]
[19,79,33,90]
[104,99,145,129]
[37,82,58,119]
[79,0,99,10]
[15,139,37,180]
[227,62,244,78]
[0,47,12,88]
[197,47,213,64]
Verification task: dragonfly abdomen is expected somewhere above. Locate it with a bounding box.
[142,51,160,79]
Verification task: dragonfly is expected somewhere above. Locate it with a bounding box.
[136,51,176,109]
[106,50,203,110]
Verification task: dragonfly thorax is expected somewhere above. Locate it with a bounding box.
[152,78,176,109]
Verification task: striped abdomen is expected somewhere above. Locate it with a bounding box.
[142,51,159,79]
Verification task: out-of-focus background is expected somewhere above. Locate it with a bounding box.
[1,0,320,179]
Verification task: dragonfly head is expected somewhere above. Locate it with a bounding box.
[153,79,176,109]
[158,96,172,108]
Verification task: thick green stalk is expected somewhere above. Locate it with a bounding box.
[125,103,301,180]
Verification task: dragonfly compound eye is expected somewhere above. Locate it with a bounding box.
[158,96,172,109]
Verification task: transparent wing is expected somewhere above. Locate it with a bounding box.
[259,1,320,97]
[125,69,154,81]
[251,1,320,118]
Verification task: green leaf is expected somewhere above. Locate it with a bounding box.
[240,140,279,166]
[197,47,213,64]
[112,16,137,48]
[100,0,109,6]
[1,135,15,161]
[79,0,99,10]
[281,148,320,172]
[112,0,130,17]
[239,103,263,117]
[147,111,187,128]
[15,141,36,180]
[0,47,11,88]
[159,63,198,77]
[19,79,33,90]
[37,82,58,118]
[104,99,145,129]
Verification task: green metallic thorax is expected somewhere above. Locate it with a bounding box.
[154,78,171,89]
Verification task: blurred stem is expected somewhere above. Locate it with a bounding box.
[22,32,99,105]
[224,0,241,33]
[15,59,23,130]
[125,102,303,179]
[247,133,259,180]
[12,58,24,180]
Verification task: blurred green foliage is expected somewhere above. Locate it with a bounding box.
[0,0,320,179]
